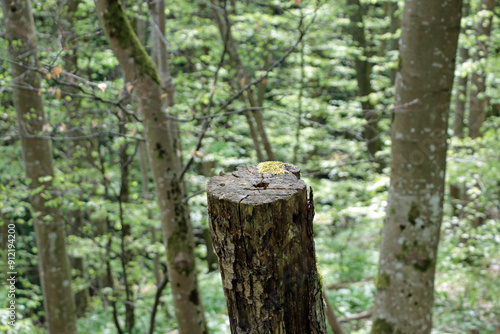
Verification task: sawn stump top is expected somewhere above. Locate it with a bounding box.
[207,164,305,205]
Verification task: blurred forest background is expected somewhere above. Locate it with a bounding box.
[0,0,499,333]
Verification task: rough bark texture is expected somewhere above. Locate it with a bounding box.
[468,0,495,138]
[346,0,382,161]
[207,164,326,334]
[371,1,462,333]
[1,0,78,332]
[95,1,207,333]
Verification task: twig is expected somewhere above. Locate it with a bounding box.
[178,2,231,180]
[179,3,321,180]
[183,189,207,203]
[1,131,145,142]
[323,291,346,334]
[338,309,373,323]
[148,275,170,334]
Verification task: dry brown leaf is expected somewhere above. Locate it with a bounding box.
[51,66,62,78]
[126,82,134,93]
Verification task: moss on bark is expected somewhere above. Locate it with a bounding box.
[372,318,395,334]
[102,0,160,84]
[375,273,390,290]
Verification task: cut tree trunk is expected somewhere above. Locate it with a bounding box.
[207,164,326,333]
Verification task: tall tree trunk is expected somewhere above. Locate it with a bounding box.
[468,0,495,139]
[453,0,471,138]
[136,0,164,287]
[371,1,462,333]
[346,0,382,161]
[1,0,78,333]
[149,0,185,176]
[211,0,275,161]
[94,1,207,333]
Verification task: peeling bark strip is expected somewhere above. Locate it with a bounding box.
[207,164,327,334]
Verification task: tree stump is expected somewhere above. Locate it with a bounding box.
[207,162,327,333]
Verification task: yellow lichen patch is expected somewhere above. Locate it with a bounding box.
[257,161,296,175]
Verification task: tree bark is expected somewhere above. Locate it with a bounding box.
[468,0,495,138]
[346,0,382,161]
[1,0,78,332]
[371,0,462,333]
[149,0,185,177]
[136,1,164,288]
[207,164,326,333]
[95,1,207,333]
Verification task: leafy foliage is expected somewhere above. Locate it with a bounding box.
[0,0,499,333]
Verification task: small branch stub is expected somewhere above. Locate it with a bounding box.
[207,163,327,333]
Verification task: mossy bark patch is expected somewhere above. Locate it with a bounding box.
[408,201,420,225]
[371,318,395,334]
[101,0,160,84]
[375,273,391,290]
[412,258,432,272]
